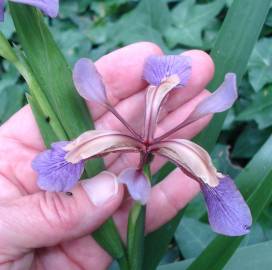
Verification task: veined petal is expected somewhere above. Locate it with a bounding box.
[118,168,151,205]
[201,176,252,236]
[144,79,180,141]
[155,73,238,141]
[10,0,59,18]
[64,130,144,164]
[32,141,84,192]
[150,139,219,187]
[143,55,192,86]
[0,0,4,22]
[73,58,107,104]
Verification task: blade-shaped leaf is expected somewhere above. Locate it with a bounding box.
[9,5,93,140]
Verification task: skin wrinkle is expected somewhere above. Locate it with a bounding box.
[35,192,78,242]
[59,245,85,270]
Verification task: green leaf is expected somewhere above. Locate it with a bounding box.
[232,125,272,159]
[9,4,94,141]
[164,0,225,48]
[158,240,272,270]
[0,84,25,124]
[175,217,216,259]
[1,11,15,39]
[0,61,20,91]
[90,0,171,57]
[127,164,150,270]
[237,87,272,129]
[248,38,272,91]
[27,94,59,145]
[211,144,241,178]
[127,203,146,270]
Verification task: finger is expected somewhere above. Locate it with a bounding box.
[146,168,200,233]
[0,172,123,260]
[44,236,113,270]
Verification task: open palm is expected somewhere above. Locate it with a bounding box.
[0,42,214,270]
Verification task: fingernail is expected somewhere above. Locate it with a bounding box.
[81,171,118,206]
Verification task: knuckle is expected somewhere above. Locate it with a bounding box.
[37,192,80,231]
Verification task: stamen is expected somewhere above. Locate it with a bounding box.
[153,117,193,143]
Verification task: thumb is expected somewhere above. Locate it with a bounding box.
[0,171,123,253]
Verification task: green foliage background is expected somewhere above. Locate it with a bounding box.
[1,0,272,269]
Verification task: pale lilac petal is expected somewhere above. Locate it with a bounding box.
[118,168,151,204]
[32,141,84,192]
[10,0,59,18]
[186,73,237,122]
[73,58,107,104]
[143,55,192,86]
[0,0,4,22]
[201,176,252,236]
[64,130,144,164]
[156,73,238,141]
[150,139,219,187]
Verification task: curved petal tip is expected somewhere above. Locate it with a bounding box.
[73,58,107,104]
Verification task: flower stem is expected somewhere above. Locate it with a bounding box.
[127,163,151,270]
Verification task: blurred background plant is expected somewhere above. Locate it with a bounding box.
[1,0,272,269]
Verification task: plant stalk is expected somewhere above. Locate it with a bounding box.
[127,163,151,270]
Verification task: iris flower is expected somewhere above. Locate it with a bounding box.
[0,0,59,21]
[32,55,252,236]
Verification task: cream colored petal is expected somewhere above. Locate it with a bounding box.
[64,130,143,164]
[150,139,219,187]
[144,76,180,141]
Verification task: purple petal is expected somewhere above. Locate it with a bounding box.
[187,73,237,122]
[10,0,59,18]
[0,0,4,22]
[32,141,84,192]
[143,55,192,86]
[73,58,107,104]
[118,168,151,205]
[201,176,252,236]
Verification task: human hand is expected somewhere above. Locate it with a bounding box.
[0,42,214,270]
